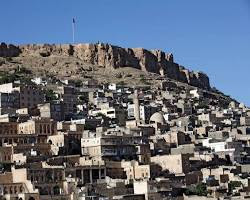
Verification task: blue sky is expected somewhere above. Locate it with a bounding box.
[1,0,250,105]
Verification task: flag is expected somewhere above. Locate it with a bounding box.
[73,18,75,24]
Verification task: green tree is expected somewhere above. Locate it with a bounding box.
[45,89,57,101]
[228,181,242,194]
[74,80,83,87]
[185,183,208,196]
[0,73,17,84]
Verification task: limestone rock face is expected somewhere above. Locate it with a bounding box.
[0,42,210,90]
[192,71,210,89]
[19,44,74,57]
[133,48,159,73]
[73,43,139,69]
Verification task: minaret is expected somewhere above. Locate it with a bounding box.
[133,89,140,123]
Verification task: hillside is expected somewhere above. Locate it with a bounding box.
[0,42,210,89]
[0,42,236,106]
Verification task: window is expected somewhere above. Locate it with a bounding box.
[40,125,42,133]
[3,186,7,194]
[14,186,17,194]
[47,125,50,134]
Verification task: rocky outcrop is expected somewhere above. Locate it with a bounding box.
[19,44,74,57]
[0,43,21,57]
[0,42,210,90]
[73,43,140,69]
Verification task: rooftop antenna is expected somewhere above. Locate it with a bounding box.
[72,18,76,44]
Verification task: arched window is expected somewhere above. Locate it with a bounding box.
[19,185,23,193]
[9,186,13,194]
[43,125,47,134]
[51,124,54,134]
[14,186,17,194]
[3,186,7,194]
[47,125,50,134]
[40,125,42,134]
[53,185,60,195]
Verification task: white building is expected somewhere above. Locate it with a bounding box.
[189,89,203,99]
[31,77,47,86]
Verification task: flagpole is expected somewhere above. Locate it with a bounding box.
[72,18,75,44]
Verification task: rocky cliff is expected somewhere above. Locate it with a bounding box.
[0,43,21,57]
[0,42,210,90]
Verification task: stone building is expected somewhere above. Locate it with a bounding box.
[81,128,150,163]
[0,145,26,165]
[0,92,19,115]
[18,117,57,135]
[150,154,190,174]
[0,122,18,135]
[0,167,39,200]
[0,82,44,109]
[106,160,150,181]
[54,86,77,118]
[37,102,65,122]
